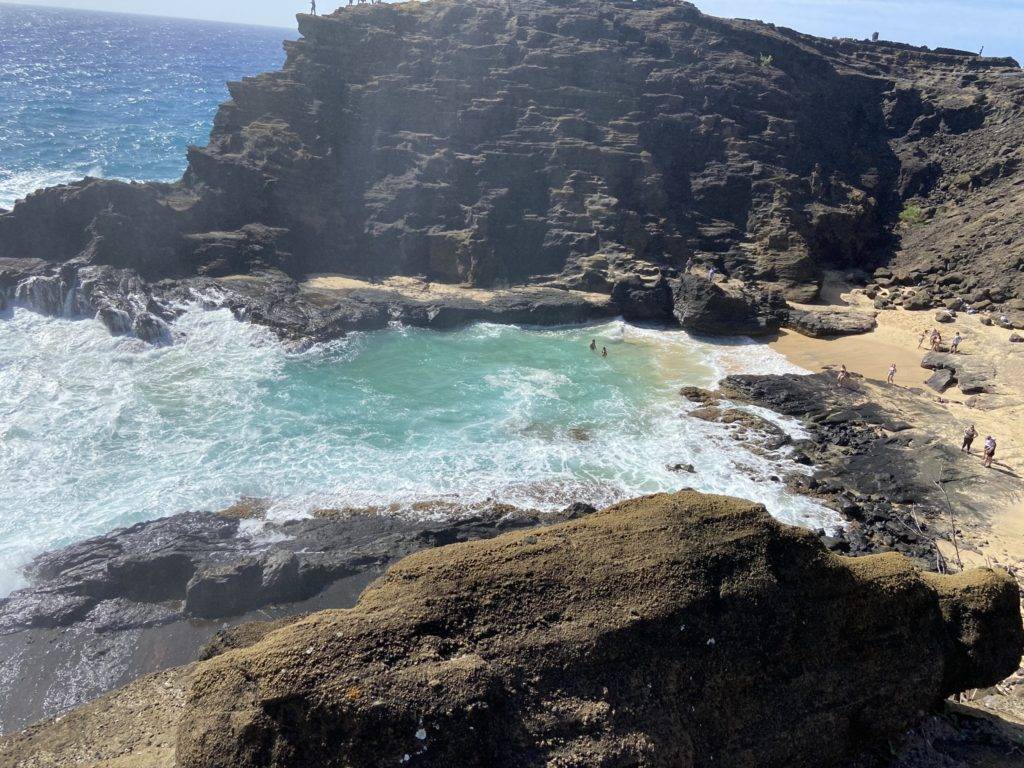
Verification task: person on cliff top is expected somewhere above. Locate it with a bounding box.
[887,363,897,384]
[950,332,963,354]
[602,346,608,358]
[983,435,997,468]
[589,339,597,352]
[962,425,978,453]
[310,0,317,15]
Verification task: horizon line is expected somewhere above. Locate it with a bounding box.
[0,1,299,32]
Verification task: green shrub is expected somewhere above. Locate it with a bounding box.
[759,53,774,68]
[899,204,927,225]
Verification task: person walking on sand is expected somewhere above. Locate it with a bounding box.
[931,330,942,351]
[918,329,929,349]
[887,363,897,384]
[983,435,997,468]
[602,346,608,358]
[589,339,597,352]
[950,332,963,354]
[961,424,978,453]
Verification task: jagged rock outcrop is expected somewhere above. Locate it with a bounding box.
[158,491,1019,767]
[1,0,1021,342]
[672,273,787,336]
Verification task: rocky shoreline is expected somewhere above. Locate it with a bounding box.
[3,0,1024,763]
[1,491,1021,767]
[0,500,594,735]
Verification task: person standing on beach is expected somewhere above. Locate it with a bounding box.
[950,332,963,354]
[887,363,896,384]
[962,424,978,453]
[983,435,997,467]
[837,364,849,387]
[918,329,929,349]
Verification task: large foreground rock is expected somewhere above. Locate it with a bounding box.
[164,491,1022,768]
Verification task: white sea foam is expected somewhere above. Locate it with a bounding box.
[0,166,103,210]
[0,308,839,597]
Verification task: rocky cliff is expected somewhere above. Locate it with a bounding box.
[2,490,1020,767]
[1,0,1022,342]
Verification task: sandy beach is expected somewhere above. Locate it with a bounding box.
[768,285,1024,719]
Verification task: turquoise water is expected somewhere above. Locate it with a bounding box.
[0,306,840,595]
[0,5,841,597]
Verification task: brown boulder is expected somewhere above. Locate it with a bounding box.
[175,491,1023,768]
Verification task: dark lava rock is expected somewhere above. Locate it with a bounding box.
[903,290,934,311]
[785,308,878,338]
[920,351,996,394]
[3,0,1023,343]
[925,368,955,392]
[672,274,785,336]
[0,504,584,735]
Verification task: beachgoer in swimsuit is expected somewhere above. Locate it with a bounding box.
[602,346,608,358]
[961,425,977,453]
[887,363,896,384]
[950,332,963,354]
[589,339,597,352]
[837,364,849,387]
[918,330,928,349]
[983,436,997,467]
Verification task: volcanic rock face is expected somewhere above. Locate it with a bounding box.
[167,491,1023,768]
[1,0,1021,341]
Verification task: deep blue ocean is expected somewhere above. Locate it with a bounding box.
[0,3,294,208]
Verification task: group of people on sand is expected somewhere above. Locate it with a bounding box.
[589,339,608,358]
[918,328,963,353]
[837,367,1002,468]
[962,425,999,467]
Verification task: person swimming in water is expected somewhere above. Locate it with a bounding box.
[589,339,597,352]
[602,346,608,358]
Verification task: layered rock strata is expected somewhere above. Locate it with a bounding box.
[1,0,1022,342]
